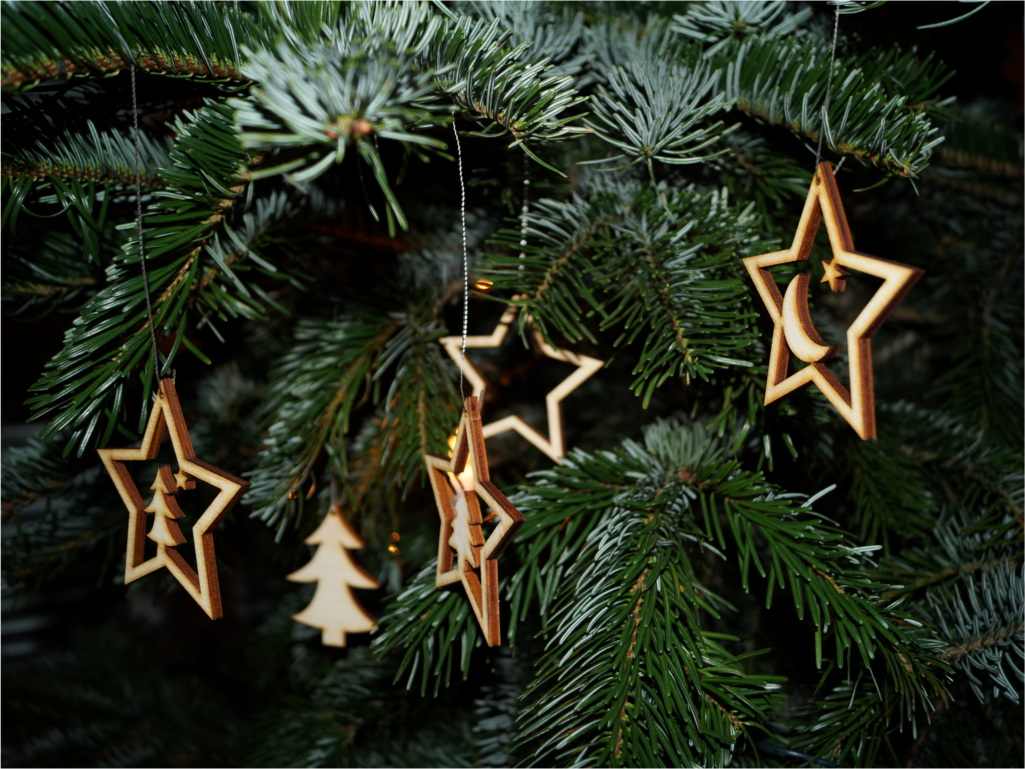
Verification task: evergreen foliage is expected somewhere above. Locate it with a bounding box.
[3,2,1021,767]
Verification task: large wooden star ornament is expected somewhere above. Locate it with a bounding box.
[98,378,249,619]
[424,396,524,646]
[743,162,923,440]
[440,301,603,463]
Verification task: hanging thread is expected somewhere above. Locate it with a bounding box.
[452,122,469,401]
[519,154,529,268]
[814,6,842,171]
[129,67,162,386]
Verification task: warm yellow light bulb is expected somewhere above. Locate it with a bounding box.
[446,433,475,492]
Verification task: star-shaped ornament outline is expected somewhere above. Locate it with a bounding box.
[440,300,603,463]
[743,162,923,440]
[425,396,524,646]
[98,378,249,619]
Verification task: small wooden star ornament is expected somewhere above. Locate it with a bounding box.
[424,396,524,646]
[743,162,923,440]
[98,378,249,619]
[440,301,603,463]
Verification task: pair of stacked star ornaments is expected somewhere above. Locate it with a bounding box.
[426,301,602,645]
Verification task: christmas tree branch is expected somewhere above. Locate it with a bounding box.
[249,311,401,535]
[25,102,282,455]
[597,180,761,404]
[0,0,258,91]
[725,38,948,177]
[1,439,125,586]
[372,563,482,698]
[486,193,612,345]
[585,56,731,169]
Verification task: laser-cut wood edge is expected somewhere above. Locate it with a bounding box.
[743,162,923,440]
[97,378,250,619]
[424,396,524,646]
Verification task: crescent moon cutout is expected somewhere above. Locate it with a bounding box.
[782,274,837,363]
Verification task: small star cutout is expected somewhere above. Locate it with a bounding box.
[425,396,524,646]
[821,259,847,292]
[742,162,923,440]
[98,378,249,619]
[440,300,603,463]
[174,469,196,491]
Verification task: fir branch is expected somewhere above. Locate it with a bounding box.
[671,0,813,56]
[0,438,127,586]
[784,675,911,767]
[881,509,1023,706]
[463,1,590,81]
[488,171,765,403]
[512,479,783,766]
[714,129,811,220]
[248,310,401,536]
[232,3,451,217]
[485,190,612,345]
[506,420,946,766]
[724,38,948,176]
[3,230,105,308]
[597,182,762,404]
[1,122,170,191]
[431,13,588,147]
[233,3,586,230]
[847,424,938,543]
[937,101,1025,177]
[24,103,290,456]
[1,438,82,521]
[371,563,483,698]
[585,56,732,170]
[0,0,259,90]
[927,285,1024,447]
[350,305,461,504]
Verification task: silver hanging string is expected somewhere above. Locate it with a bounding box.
[814,6,842,171]
[129,66,162,386]
[519,154,529,267]
[452,122,469,402]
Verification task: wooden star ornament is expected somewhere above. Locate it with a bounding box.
[424,396,524,646]
[743,162,923,440]
[440,301,603,463]
[98,378,249,619]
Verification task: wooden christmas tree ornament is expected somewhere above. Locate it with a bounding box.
[98,378,250,619]
[440,301,603,463]
[743,162,923,440]
[287,505,380,647]
[424,396,524,646]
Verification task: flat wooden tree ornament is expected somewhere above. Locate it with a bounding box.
[440,301,603,463]
[97,378,249,619]
[743,162,923,440]
[287,505,379,647]
[424,396,524,646]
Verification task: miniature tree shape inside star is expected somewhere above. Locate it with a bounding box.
[425,396,524,646]
[146,465,187,548]
[743,162,923,440]
[97,378,250,619]
[287,506,380,647]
